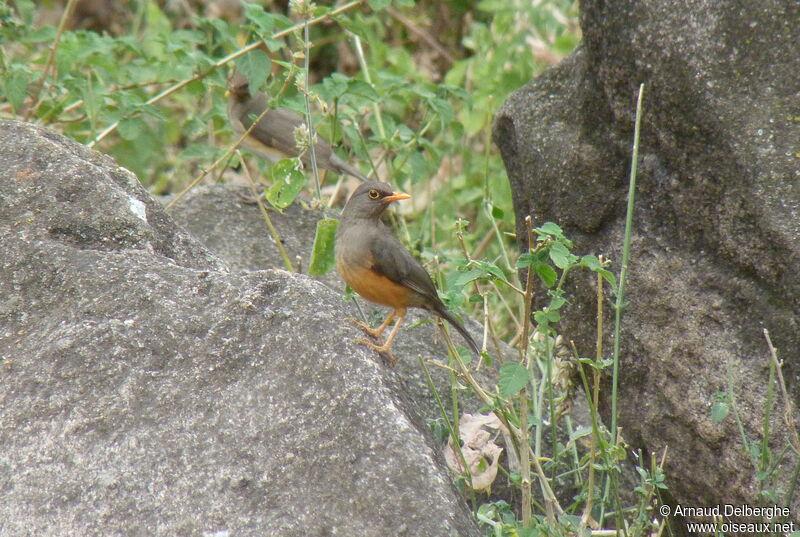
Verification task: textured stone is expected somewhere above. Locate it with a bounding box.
[0,120,481,537]
[494,0,799,520]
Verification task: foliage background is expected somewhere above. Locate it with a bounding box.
[1,0,594,532]
[1,0,579,338]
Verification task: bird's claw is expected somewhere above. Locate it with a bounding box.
[347,318,385,339]
[355,338,397,366]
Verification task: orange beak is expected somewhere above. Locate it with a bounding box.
[383,191,411,203]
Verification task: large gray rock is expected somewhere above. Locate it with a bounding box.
[166,184,496,424]
[494,0,798,521]
[0,120,481,536]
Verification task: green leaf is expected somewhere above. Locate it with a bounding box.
[580,254,618,290]
[515,250,547,268]
[549,242,576,269]
[265,159,306,210]
[537,222,571,246]
[2,65,30,112]
[711,401,729,424]
[344,79,380,102]
[568,426,593,443]
[598,269,617,291]
[534,263,557,287]
[580,254,602,271]
[318,72,350,100]
[449,268,485,290]
[472,260,508,283]
[549,293,566,310]
[236,49,271,93]
[19,25,56,44]
[367,0,392,10]
[308,218,339,276]
[498,362,529,397]
[179,143,223,160]
[242,2,275,35]
[118,116,146,141]
[534,309,560,324]
[490,205,504,220]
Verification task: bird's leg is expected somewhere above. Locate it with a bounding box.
[348,310,396,340]
[356,308,406,366]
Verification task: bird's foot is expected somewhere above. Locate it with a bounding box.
[347,318,385,339]
[355,338,397,366]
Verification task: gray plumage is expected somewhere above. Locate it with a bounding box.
[227,71,370,182]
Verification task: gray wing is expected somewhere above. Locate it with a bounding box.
[241,95,335,164]
[368,230,440,302]
[369,226,480,355]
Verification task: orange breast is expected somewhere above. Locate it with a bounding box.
[337,262,412,309]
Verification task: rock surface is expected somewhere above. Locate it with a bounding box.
[0,120,481,537]
[167,184,495,424]
[494,0,799,520]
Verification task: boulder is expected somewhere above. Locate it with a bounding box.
[494,0,799,520]
[0,119,481,537]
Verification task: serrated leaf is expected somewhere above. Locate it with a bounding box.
[308,218,338,276]
[598,269,617,292]
[368,0,392,9]
[711,401,729,424]
[569,426,593,443]
[20,25,56,44]
[318,72,350,100]
[118,116,146,141]
[537,222,570,246]
[450,268,485,290]
[3,67,30,112]
[236,49,271,93]
[549,242,576,269]
[581,254,602,271]
[534,309,560,324]
[549,293,566,310]
[179,143,223,160]
[534,263,557,287]
[498,362,529,397]
[345,79,380,102]
[515,250,548,268]
[473,260,508,283]
[265,159,306,210]
[243,2,276,35]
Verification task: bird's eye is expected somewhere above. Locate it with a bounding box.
[368,189,380,199]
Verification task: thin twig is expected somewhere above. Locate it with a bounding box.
[299,12,322,204]
[25,0,79,121]
[164,98,274,210]
[385,6,455,65]
[763,329,800,452]
[351,34,385,140]
[240,151,295,272]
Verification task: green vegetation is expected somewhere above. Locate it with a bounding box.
[0,1,698,535]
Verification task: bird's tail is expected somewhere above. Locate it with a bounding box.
[330,154,371,182]
[436,307,481,357]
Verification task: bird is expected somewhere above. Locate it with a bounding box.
[226,70,371,182]
[335,181,481,364]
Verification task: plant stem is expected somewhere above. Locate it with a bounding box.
[240,152,295,272]
[165,97,275,210]
[610,83,645,436]
[24,0,79,121]
[301,16,322,205]
[351,34,386,140]
[518,215,537,527]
